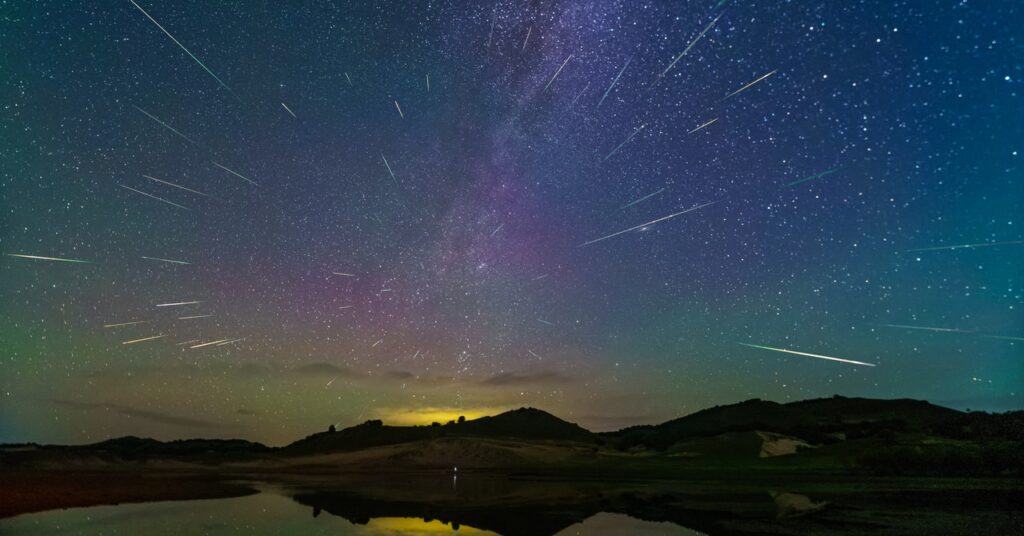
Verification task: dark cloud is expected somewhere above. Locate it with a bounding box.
[51,399,225,430]
[385,370,416,380]
[481,371,571,386]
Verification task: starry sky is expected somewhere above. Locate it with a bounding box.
[1,0,1021,446]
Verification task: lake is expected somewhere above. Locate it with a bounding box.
[0,474,1020,535]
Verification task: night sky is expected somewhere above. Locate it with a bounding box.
[1,1,1021,446]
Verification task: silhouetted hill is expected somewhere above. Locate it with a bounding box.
[3,396,1020,477]
[603,396,967,450]
[283,407,595,455]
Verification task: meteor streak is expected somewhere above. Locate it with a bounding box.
[176,339,200,346]
[543,55,573,92]
[190,339,231,349]
[877,324,975,334]
[281,102,296,118]
[122,334,165,345]
[119,184,190,211]
[143,175,207,197]
[603,124,646,161]
[132,106,195,144]
[394,100,404,119]
[570,82,590,107]
[620,188,665,209]
[521,26,532,52]
[581,200,719,246]
[687,117,718,134]
[781,167,841,188]
[216,338,244,346]
[141,256,190,265]
[537,318,554,326]
[5,253,93,264]
[372,339,383,347]
[655,13,723,83]
[738,343,876,367]
[156,300,202,307]
[127,0,232,93]
[528,350,543,360]
[103,320,150,328]
[381,154,397,181]
[213,162,258,186]
[723,69,778,100]
[905,240,1024,253]
[597,55,633,108]
[178,314,212,320]
[345,72,353,86]
[983,334,1024,342]
[332,272,355,277]
[490,223,504,237]
[426,74,430,92]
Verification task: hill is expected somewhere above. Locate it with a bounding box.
[282,407,595,456]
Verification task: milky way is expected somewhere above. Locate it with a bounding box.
[1,1,1021,445]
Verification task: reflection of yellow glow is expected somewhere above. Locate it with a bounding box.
[366,517,497,534]
[374,406,509,426]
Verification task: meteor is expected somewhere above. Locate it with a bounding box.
[119,184,190,211]
[781,167,841,188]
[723,69,778,100]
[655,13,723,83]
[5,253,93,264]
[176,339,200,346]
[141,256,190,265]
[490,223,504,237]
[620,188,665,210]
[983,334,1024,342]
[122,334,165,345]
[597,55,633,108]
[738,343,876,367]
[103,320,150,328]
[532,274,549,281]
[537,318,554,326]
[127,0,232,93]
[528,350,543,360]
[426,74,430,92]
[132,106,195,144]
[543,54,573,92]
[521,26,532,52]
[687,117,718,134]
[143,175,207,197]
[216,338,244,346]
[345,72,353,86]
[325,377,337,387]
[339,305,354,309]
[372,339,383,347]
[156,300,202,307]
[190,339,232,349]
[905,240,1024,253]
[603,124,646,161]
[178,314,213,320]
[332,272,355,277]
[394,100,405,119]
[381,154,397,181]
[570,82,591,107]
[581,200,719,246]
[213,162,258,186]
[876,324,975,334]
[281,102,297,118]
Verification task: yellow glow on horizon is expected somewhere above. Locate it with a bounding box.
[374,406,510,426]
[366,517,496,534]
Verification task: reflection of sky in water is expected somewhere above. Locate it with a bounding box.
[0,492,699,535]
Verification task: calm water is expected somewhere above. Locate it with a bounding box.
[2,475,1020,535]
[0,489,701,535]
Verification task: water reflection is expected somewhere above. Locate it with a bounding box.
[0,475,1019,535]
